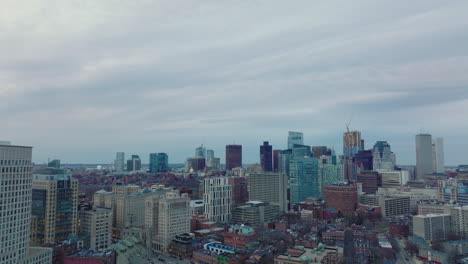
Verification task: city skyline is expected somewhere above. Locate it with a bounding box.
[2,1,468,165]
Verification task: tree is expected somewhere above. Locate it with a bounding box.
[405,240,419,256]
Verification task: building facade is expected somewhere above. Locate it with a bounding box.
[260,141,273,172]
[247,172,288,212]
[114,152,125,173]
[78,207,113,251]
[203,177,232,223]
[287,131,304,149]
[372,141,396,172]
[32,170,79,245]
[324,184,358,217]
[226,145,242,170]
[413,214,451,241]
[416,134,434,180]
[149,153,169,173]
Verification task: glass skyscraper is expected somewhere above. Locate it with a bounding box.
[289,145,319,204]
[149,153,169,173]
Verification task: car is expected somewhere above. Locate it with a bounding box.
[158,258,165,262]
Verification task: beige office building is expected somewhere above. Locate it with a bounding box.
[247,172,288,212]
[413,214,451,241]
[0,142,52,264]
[78,207,113,250]
[145,191,190,251]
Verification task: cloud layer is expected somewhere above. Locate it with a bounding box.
[2,0,468,165]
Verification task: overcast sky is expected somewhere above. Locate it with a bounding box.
[2,0,468,165]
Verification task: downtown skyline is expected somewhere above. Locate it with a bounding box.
[1,0,468,165]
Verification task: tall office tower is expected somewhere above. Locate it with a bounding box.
[248,172,288,212]
[287,131,304,149]
[48,159,61,169]
[127,155,142,172]
[312,146,331,158]
[206,149,215,160]
[324,183,358,217]
[416,134,434,180]
[226,145,242,170]
[289,146,320,204]
[78,207,113,251]
[203,177,232,223]
[114,152,125,172]
[149,153,169,173]
[450,206,468,238]
[372,141,396,171]
[413,214,451,241]
[343,130,362,159]
[353,150,373,171]
[279,149,292,176]
[146,191,190,251]
[228,177,249,206]
[260,141,273,172]
[273,150,281,172]
[0,142,52,264]
[357,171,382,194]
[207,157,221,171]
[195,145,206,158]
[185,157,206,172]
[31,168,79,245]
[319,163,344,197]
[432,137,445,174]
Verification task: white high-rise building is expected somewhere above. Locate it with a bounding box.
[203,177,232,223]
[432,138,445,174]
[416,134,434,180]
[413,214,451,241]
[0,142,52,264]
[372,141,396,171]
[114,152,125,172]
[78,207,113,251]
[288,131,304,149]
[145,190,190,251]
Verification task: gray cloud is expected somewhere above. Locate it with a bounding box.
[1,0,468,165]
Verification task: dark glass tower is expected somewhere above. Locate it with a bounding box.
[226,145,242,170]
[260,141,273,171]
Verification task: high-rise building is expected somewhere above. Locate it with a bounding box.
[260,141,273,172]
[273,150,281,172]
[372,141,396,171]
[288,131,304,149]
[185,157,206,172]
[229,177,249,206]
[343,130,362,159]
[324,183,358,217]
[146,190,190,251]
[207,157,220,171]
[353,150,373,171]
[206,149,214,160]
[319,163,344,197]
[78,207,113,251]
[247,172,288,212]
[226,145,242,170]
[231,202,279,225]
[413,214,451,241]
[432,137,445,174]
[416,134,434,180]
[149,153,169,173]
[312,146,331,158]
[279,149,292,176]
[195,145,206,158]
[356,171,381,194]
[203,177,232,223]
[0,142,52,264]
[450,206,468,238]
[127,155,142,172]
[31,168,79,245]
[289,145,319,204]
[114,152,125,172]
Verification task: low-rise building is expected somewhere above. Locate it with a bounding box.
[231,201,279,224]
[274,245,342,264]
